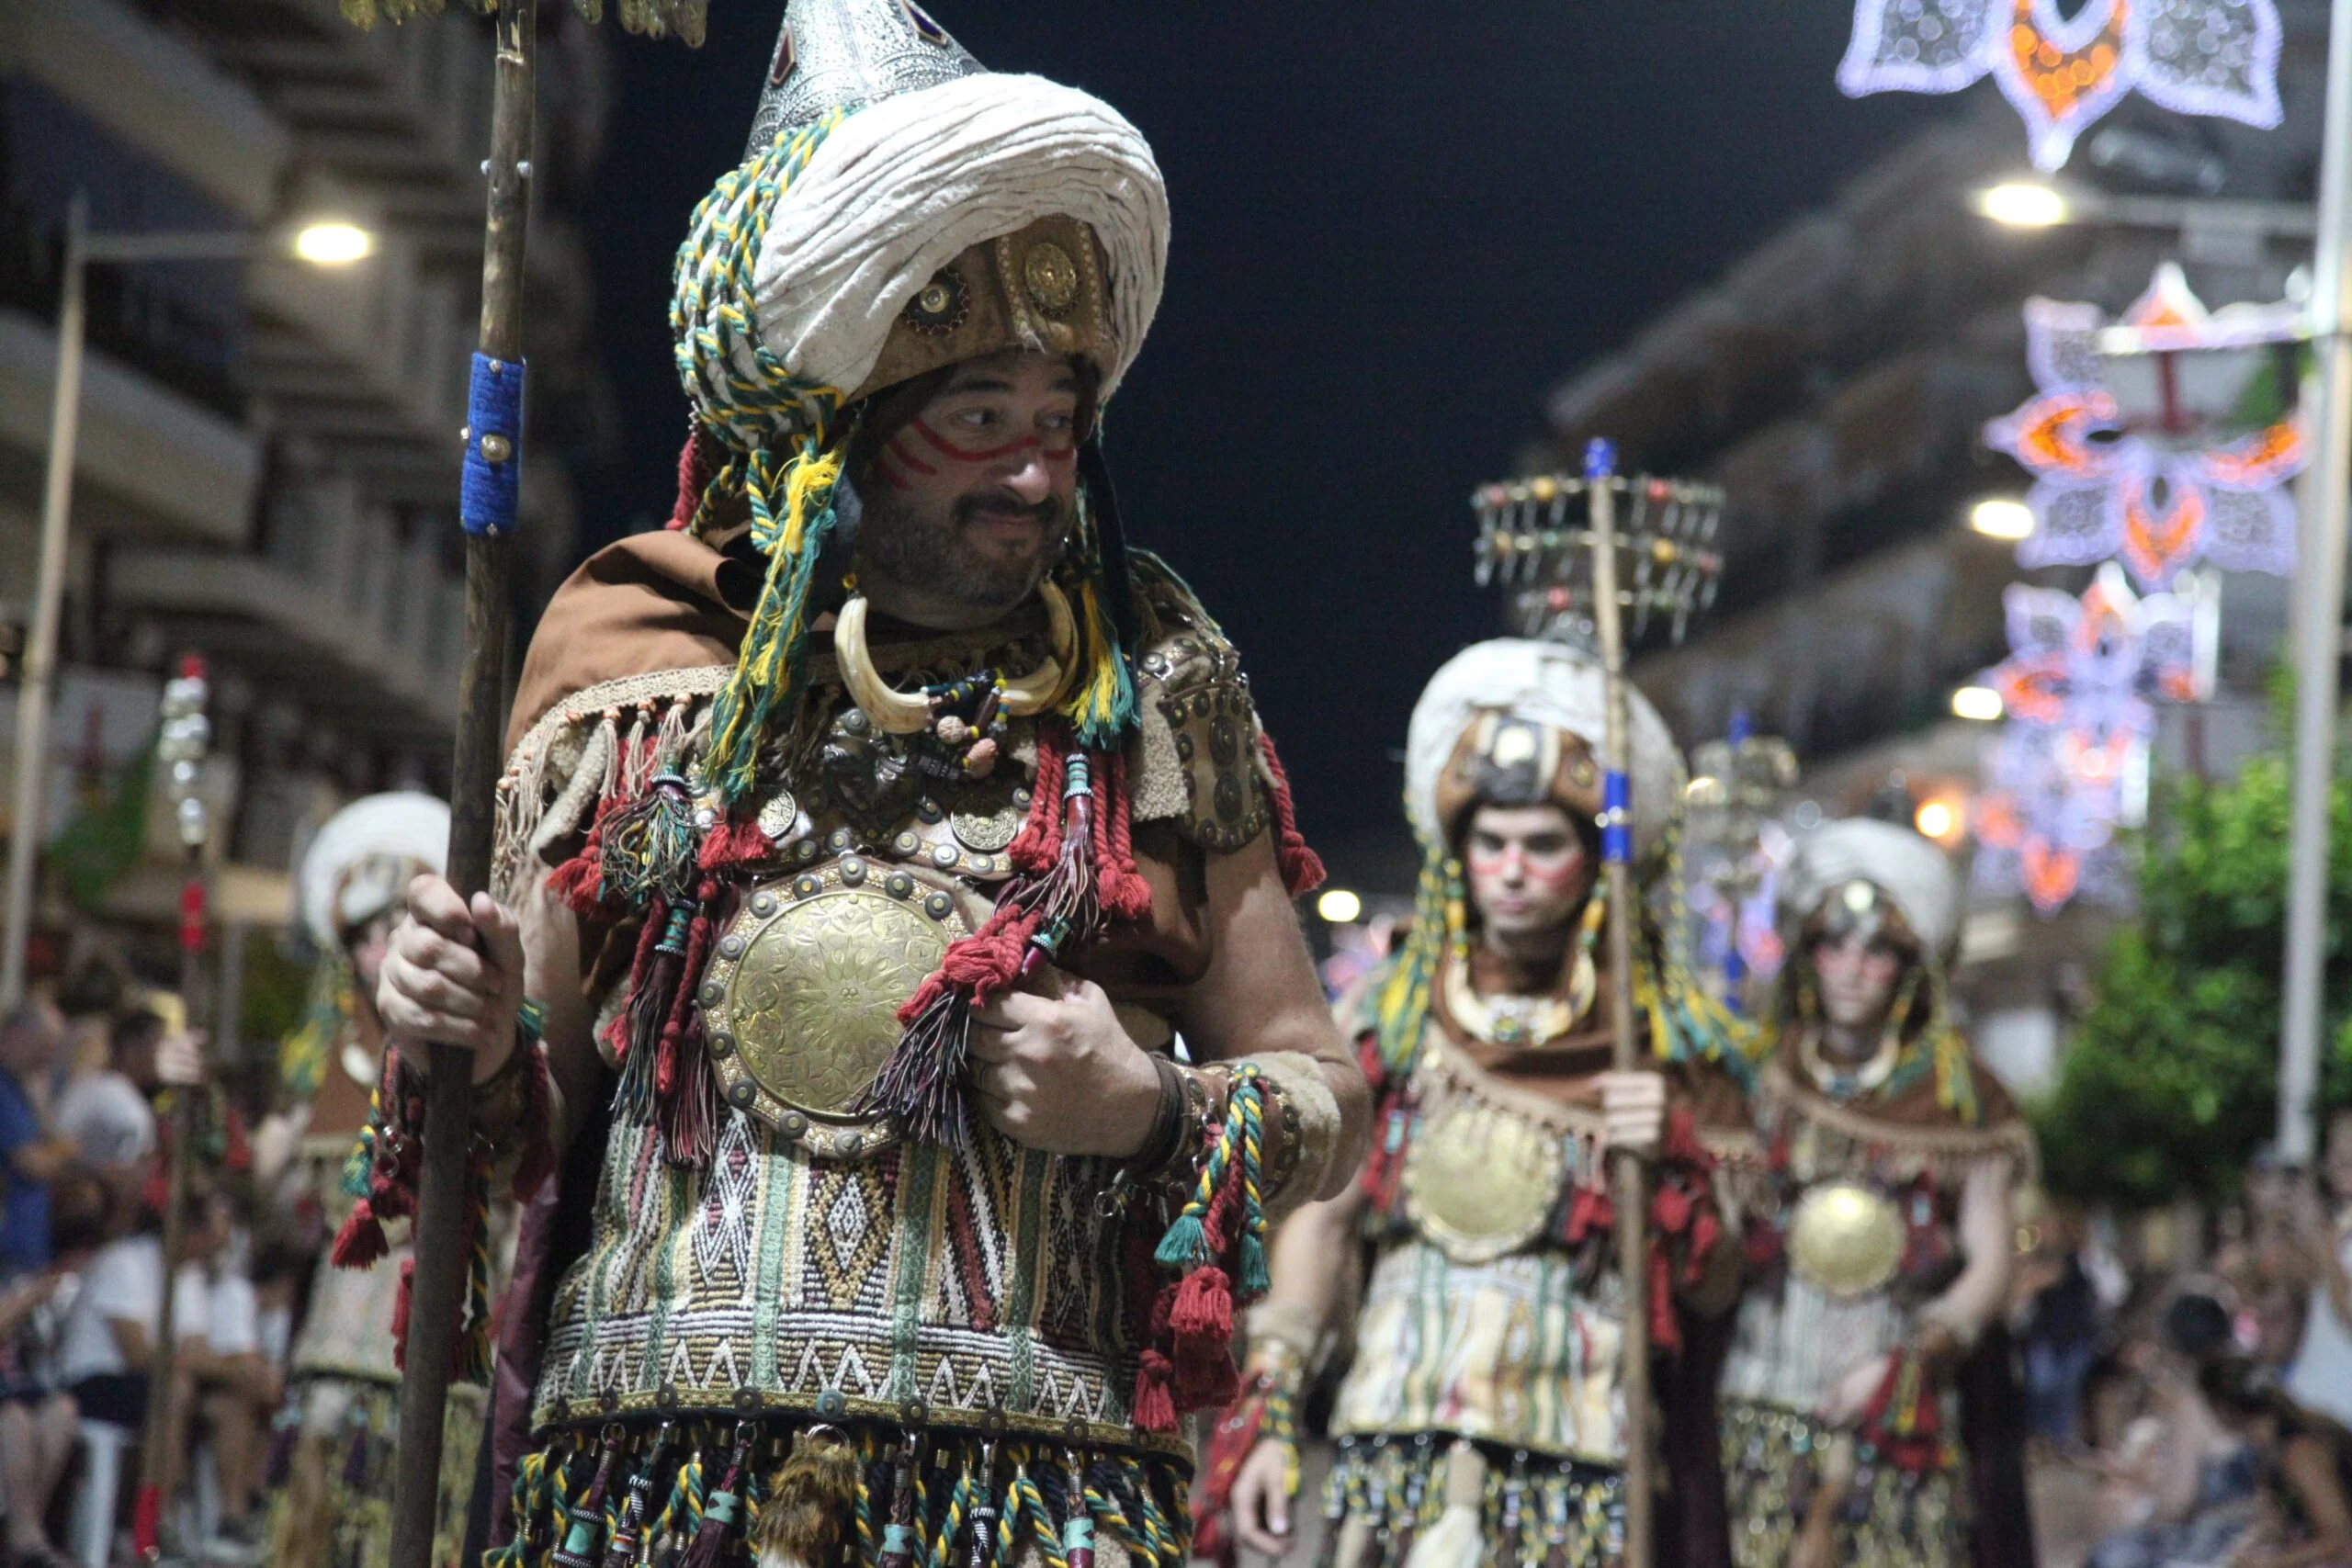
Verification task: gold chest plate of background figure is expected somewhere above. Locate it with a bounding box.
[1403,1093,1567,1265]
[1784,1180,1905,1299]
[699,857,971,1158]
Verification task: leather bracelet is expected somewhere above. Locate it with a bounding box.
[1129,1052,1187,1175]
[468,1000,544,1141]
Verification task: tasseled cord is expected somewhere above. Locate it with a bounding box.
[331,1003,549,1380]
[1135,1064,1272,1431]
[679,1427,756,1568]
[860,729,1154,1149]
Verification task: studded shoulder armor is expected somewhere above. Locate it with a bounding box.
[1125,558,1270,854]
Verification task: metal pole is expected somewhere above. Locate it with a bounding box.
[133,654,209,1561]
[388,1,531,1561]
[1587,437,1653,1568]
[3,194,88,1009]
[2278,0,2352,1167]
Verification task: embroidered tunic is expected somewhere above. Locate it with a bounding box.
[1718,1049,2035,1568]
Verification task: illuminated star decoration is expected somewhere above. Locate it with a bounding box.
[1972,563,2213,914]
[1839,0,2284,170]
[1984,263,2304,593]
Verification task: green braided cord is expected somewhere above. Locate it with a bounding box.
[924,1470,970,1568]
[1119,1457,1182,1567]
[1081,1481,1140,1562]
[1370,835,1461,1080]
[1055,495,1138,750]
[339,1123,374,1200]
[854,1461,876,1565]
[1236,1067,1270,1294]
[486,1449,550,1568]
[1006,1465,1066,1568]
[1155,1068,1250,1269]
[668,114,848,450]
[912,1460,931,1565]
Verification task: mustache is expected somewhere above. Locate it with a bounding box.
[955,491,1063,528]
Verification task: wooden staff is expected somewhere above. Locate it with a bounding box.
[388,3,533,1563]
[134,653,212,1560]
[1586,437,1654,1568]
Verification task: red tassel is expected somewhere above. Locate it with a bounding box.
[1652,1183,1695,1235]
[697,815,769,872]
[390,1257,415,1369]
[1170,1264,1235,1343]
[1093,753,1156,923]
[1564,1184,1614,1245]
[132,1483,163,1560]
[332,1200,389,1269]
[1256,733,1324,897]
[666,423,710,531]
[1193,1390,1266,1568]
[1133,1349,1178,1433]
[1647,1238,1680,1352]
[1686,1204,1723,1287]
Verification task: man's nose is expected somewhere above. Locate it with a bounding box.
[996,452,1055,504]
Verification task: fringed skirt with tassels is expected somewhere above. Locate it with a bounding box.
[490,1420,1193,1568]
[1719,1402,1966,1568]
[1311,1435,1626,1568]
[263,1376,488,1568]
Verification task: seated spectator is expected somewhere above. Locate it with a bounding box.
[0,1172,107,1568]
[183,1194,278,1561]
[0,1005,76,1280]
[48,1190,214,1434]
[2198,1357,2352,1568]
[50,1010,160,1183]
[2087,1292,2267,1568]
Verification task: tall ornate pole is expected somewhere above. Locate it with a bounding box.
[389,2,533,1562]
[3,193,88,1010]
[133,654,211,1559]
[1584,437,1653,1568]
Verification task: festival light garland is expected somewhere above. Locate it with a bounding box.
[1838,0,2284,171]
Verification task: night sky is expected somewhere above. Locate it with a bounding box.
[579,3,1955,880]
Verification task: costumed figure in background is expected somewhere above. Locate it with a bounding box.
[260,791,492,1568]
[357,5,1370,1565]
[1201,639,1756,1568]
[1717,818,2037,1568]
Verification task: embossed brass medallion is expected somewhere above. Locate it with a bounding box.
[703,864,967,1143]
[950,781,1024,854]
[756,787,800,842]
[1785,1180,1905,1299]
[1403,1096,1566,1265]
[1021,242,1079,317]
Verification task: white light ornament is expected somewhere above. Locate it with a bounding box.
[1984,262,2305,593]
[1839,0,2284,171]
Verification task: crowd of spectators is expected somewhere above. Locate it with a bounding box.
[2036,1109,2352,1568]
[0,993,289,1568]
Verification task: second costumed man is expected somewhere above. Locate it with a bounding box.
[1201,638,1758,1568]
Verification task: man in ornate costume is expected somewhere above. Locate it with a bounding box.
[1203,639,1753,1568]
[255,790,493,1568]
[1717,818,2036,1568]
[361,5,1370,1565]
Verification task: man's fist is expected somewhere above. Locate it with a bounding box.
[155,1030,206,1088]
[1597,1068,1668,1156]
[376,874,526,1084]
[969,970,1159,1156]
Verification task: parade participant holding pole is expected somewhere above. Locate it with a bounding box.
[1205,637,1755,1568]
[353,3,1370,1562]
[254,790,487,1568]
[1717,818,2035,1568]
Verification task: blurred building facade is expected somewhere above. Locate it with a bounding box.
[1531,26,2332,1095]
[0,0,613,993]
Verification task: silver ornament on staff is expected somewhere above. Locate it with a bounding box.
[1469,440,1725,1568]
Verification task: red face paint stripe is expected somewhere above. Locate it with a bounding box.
[908,415,1077,465]
[882,433,938,477]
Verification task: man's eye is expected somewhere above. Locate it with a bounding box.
[953,407,996,429]
[1042,412,1074,432]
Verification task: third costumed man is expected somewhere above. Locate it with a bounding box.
[1718,818,2036,1568]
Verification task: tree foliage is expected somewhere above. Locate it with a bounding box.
[2036,745,2352,1207]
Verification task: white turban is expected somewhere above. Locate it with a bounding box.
[1780,818,1962,957]
[748,73,1168,401]
[1404,638,1681,854]
[297,793,449,950]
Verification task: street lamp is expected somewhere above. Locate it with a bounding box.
[1951,686,2004,722]
[1978,180,2068,227]
[0,194,378,1007]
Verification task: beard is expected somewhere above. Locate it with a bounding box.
[855,481,1070,612]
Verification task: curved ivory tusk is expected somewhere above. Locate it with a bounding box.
[833,594,934,734]
[1000,580,1077,717]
